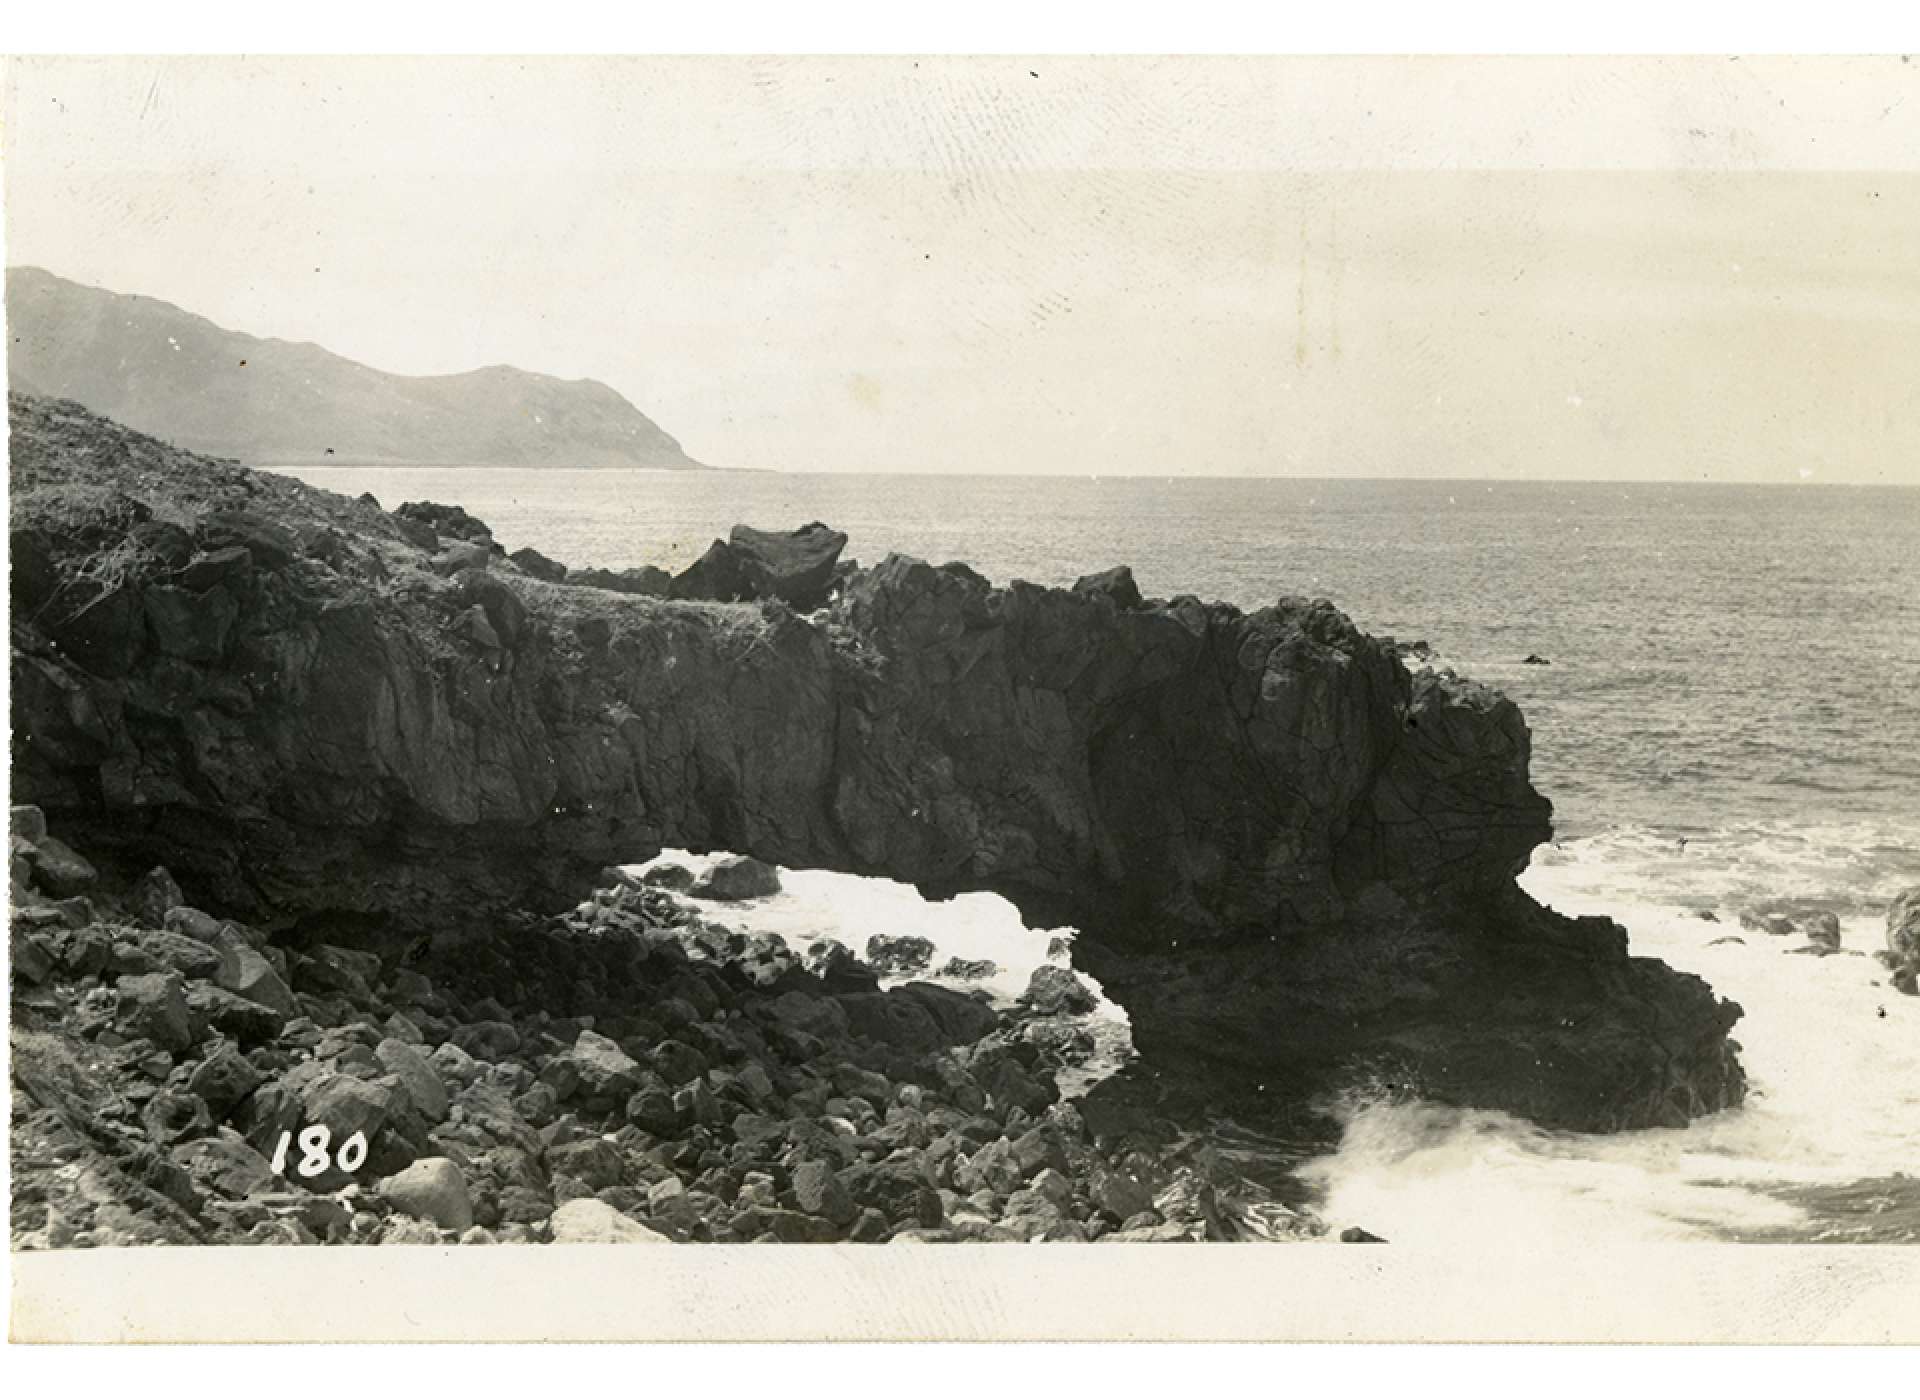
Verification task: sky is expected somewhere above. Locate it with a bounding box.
[5,55,1919,482]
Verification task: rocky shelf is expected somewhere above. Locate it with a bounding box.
[9,391,1749,1245]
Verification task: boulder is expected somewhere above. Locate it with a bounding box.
[176,545,253,592]
[186,1043,266,1118]
[380,1158,475,1231]
[839,982,998,1052]
[509,547,568,583]
[791,1159,860,1221]
[691,855,781,901]
[729,523,849,610]
[23,833,97,896]
[564,1030,645,1100]
[396,501,494,546]
[803,938,880,994]
[299,1073,396,1146]
[114,972,195,1053]
[865,934,935,976]
[1022,965,1098,1016]
[173,1130,276,1199]
[641,862,696,891]
[939,956,999,981]
[193,982,288,1046]
[197,509,296,568]
[12,928,55,984]
[1072,565,1144,610]
[376,1038,450,1122]
[548,1197,672,1243]
[131,865,185,926]
[216,945,297,1016]
[668,524,848,611]
[545,1137,626,1190]
[118,927,222,979]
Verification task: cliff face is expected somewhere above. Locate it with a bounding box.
[6,268,706,469]
[8,394,1744,1132]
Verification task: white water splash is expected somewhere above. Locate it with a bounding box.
[1302,827,1920,1244]
[620,849,1135,1097]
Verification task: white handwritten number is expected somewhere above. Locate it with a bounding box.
[295,1124,330,1176]
[268,1126,371,1177]
[335,1130,369,1173]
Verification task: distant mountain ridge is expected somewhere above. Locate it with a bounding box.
[4,266,711,469]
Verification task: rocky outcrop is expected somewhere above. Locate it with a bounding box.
[669,522,848,611]
[7,394,1743,1132]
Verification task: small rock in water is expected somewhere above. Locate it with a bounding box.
[1339,1226,1387,1244]
[865,934,935,976]
[690,855,781,901]
[938,956,998,981]
[1884,886,1920,989]
[1520,653,1551,665]
[1706,936,1746,947]
[641,862,695,892]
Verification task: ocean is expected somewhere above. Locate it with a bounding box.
[282,466,1920,1242]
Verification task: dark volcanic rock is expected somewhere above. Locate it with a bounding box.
[509,547,568,583]
[569,565,671,597]
[1023,965,1098,1016]
[1887,886,1920,995]
[691,855,781,901]
[1072,566,1143,611]
[670,523,848,611]
[866,935,935,976]
[6,393,1744,1133]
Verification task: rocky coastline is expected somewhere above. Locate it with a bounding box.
[10,391,1754,1245]
[15,821,1311,1246]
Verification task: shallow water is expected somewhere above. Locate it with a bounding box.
[625,850,1136,1103]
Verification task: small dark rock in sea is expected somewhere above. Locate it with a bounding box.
[938,957,999,981]
[1339,1226,1387,1244]
[1739,905,1841,946]
[865,934,935,976]
[689,855,781,901]
[1692,909,1720,923]
[640,863,696,892]
[1707,936,1746,947]
[1885,886,1920,992]
[1520,653,1551,665]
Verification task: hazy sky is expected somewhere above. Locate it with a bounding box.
[6,56,1919,482]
